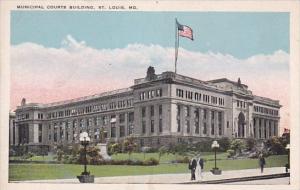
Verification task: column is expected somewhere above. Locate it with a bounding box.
[266,119,270,139]
[207,109,211,137]
[255,118,259,139]
[270,120,274,137]
[199,108,203,137]
[190,106,195,136]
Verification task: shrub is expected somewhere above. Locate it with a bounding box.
[143,157,159,166]
[227,149,235,158]
[230,139,245,154]
[266,136,286,155]
[245,138,256,151]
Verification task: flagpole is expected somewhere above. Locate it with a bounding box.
[175,18,179,74]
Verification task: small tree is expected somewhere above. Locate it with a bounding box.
[123,137,137,160]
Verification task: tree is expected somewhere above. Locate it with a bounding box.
[266,136,286,155]
[123,137,137,160]
[218,137,231,151]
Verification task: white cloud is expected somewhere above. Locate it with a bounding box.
[10,35,290,130]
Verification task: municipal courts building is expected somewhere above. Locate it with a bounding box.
[9,67,281,153]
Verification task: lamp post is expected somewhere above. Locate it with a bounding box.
[285,144,290,173]
[211,140,222,175]
[77,132,94,183]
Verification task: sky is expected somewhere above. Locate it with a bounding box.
[10,11,290,132]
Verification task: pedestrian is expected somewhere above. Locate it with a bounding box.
[188,157,197,180]
[258,153,266,173]
[198,157,204,180]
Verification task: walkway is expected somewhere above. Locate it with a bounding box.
[16,167,289,184]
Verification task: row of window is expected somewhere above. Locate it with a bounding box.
[176,88,225,106]
[48,112,134,132]
[254,106,279,116]
[141,105,163,118]
[237,100,247,108]
[176,105,224,135]
[17,113,30,121]
[47,99,133,119]
[48,124,135,143]
[141,119,163,134]
[139,88,162,100]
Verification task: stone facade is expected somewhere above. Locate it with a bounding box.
[9,67,281,153]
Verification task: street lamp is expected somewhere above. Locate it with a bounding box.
[285,144,290,173]
[77,132,94,183]
[211,140,222,175]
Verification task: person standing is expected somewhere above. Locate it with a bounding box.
[189,157,197,180]
[259,154,266,173]
[198,157,204,180]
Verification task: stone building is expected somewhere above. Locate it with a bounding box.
[9,67,281,153]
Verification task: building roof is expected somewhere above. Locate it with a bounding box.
[17,88,133,109]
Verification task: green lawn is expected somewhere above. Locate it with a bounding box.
[9,155,288,181]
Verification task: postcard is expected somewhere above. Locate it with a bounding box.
[0,0,299,190]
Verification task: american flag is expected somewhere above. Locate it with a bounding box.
[177,21,193,40]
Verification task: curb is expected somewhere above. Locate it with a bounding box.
[182,173,290,184]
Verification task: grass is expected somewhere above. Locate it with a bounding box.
[9,155,288,181]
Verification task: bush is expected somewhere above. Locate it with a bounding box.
[175,156,190,163]
[266,136,287,155]
[245,138,256,151]
[227,149,235,158]
[143,157,159,165]
[230,139,245,154]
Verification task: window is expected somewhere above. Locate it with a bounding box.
[159,105,162,116]
[177,105,181,116]
[156,89,162,97]
[211,111,215,120]
[111,125,116,138]
[186,120,190,133]
[120,125,125,137]
[211,123,214,135]
[151,120,155,133]
[128,112,134,123]
[159,119,162,133]
[38,124,42,143]
[119,113,125,123]
[142,107,146,117]
[177,119,181,132]
[203,109,207,119]
[142,121,146,134]
[150,105,154,117]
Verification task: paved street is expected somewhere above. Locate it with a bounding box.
[15,167,289,184]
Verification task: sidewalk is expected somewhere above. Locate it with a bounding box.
[16,167,288,184]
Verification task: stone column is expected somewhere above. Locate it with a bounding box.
[199,108,203,137]
[190,106,195,136]
[255,118,259,139]
[207,109,211,137]
[124,112,129,137]
[266,119,270,139]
